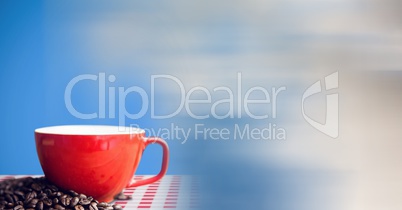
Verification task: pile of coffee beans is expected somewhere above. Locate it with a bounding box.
[0,177,129,210]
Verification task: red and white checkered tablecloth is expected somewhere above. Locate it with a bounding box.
[0,175,200,210]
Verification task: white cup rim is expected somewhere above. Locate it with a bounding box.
[35,125,145,135]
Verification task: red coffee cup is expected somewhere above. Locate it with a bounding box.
[35,125,169,202]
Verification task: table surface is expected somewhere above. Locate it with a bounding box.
[0,175,200,210]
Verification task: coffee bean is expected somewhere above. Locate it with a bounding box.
[7,202,15,208]
[26,198,38,208]
[23,177,34,184]
[89,202,98,210]
[60,195,71,207]
[55,192,63,197]
[4,190,13,196]
[78,194,86,200]
[37,193,46,200]
[67,190,78,197]
[79,198,91,205]
[5,194,14,203]
[54,204,65,210]
[42,198,52,206]
[24,191,37,204]
[21,187,32,193]
[1,177,124,210]
[74,205,84,210]
[13,195,19,203]
[97,202,109,207]
[114,192,132,200]
[43,189,52,197]
[47,185,58,192]
[67,196,73,205]
[14,191,25,199]
[69,197,79,207]
[30,183,42,192]
[52,197,59,205]
[13,204,24,210]
[36,201,43,210]
[16,201,24,206]
[112,204,122,210]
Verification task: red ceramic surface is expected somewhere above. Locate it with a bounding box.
[35,125,169,202]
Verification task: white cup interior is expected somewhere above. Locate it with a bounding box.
[35,125,144,135]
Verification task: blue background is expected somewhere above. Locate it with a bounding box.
[1,1,46,174]
[0,1,185,175]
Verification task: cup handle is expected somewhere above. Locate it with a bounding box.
[126,137,169,188]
